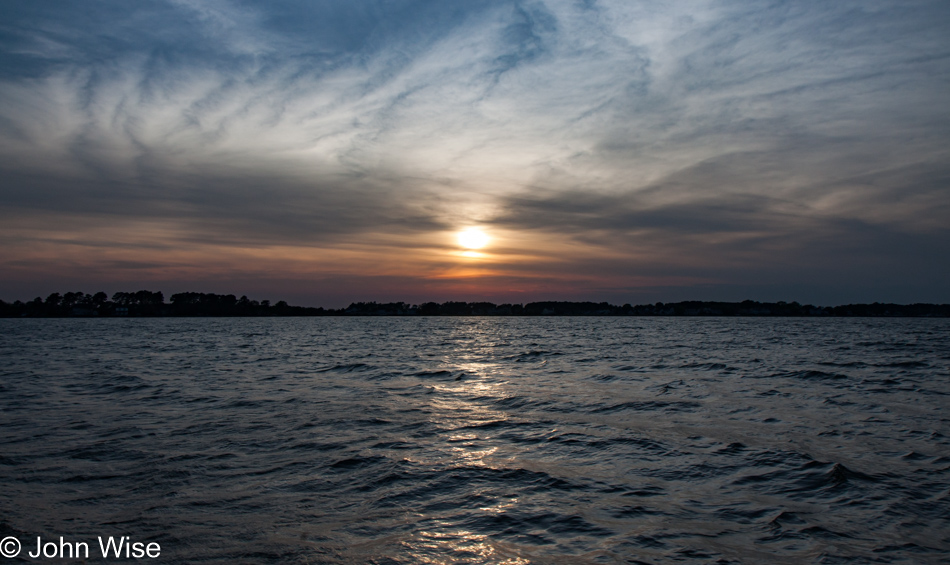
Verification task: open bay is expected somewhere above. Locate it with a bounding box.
[1,317,948,563]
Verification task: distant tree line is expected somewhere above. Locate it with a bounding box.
[0,291,306,318]
[0,292,948,317]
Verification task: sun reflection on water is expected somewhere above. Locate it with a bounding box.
[396,329,538,563]
[403,530,531,565]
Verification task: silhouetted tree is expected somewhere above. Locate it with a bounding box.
[62,292,83,308]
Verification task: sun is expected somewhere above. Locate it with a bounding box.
[458,228,490,249]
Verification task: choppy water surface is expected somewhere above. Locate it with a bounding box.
[1,317,949,564]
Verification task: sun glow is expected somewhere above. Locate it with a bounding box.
[457,228,489,250]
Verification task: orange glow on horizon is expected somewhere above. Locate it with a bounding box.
[0,214,720,304]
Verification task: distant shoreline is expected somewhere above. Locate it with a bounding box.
[2,291,948,317]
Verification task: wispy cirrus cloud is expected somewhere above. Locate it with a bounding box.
[0,0,948,304]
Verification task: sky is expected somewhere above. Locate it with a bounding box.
[0,0,948,307]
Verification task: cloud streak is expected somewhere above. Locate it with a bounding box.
[0,0,948,304]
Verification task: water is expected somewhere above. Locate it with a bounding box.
[1,317,948,564]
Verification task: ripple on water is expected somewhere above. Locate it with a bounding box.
[0,317,948,564]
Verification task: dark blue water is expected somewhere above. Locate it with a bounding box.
[1,318,948,564]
